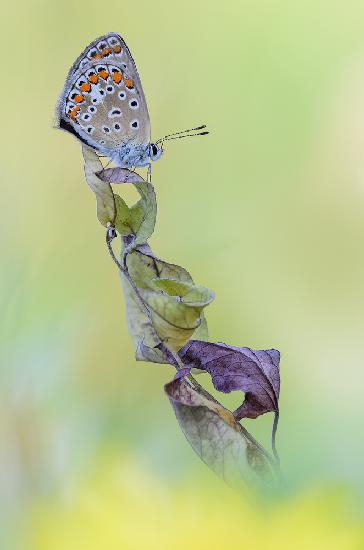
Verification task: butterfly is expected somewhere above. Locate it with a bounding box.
[55,32,208,172]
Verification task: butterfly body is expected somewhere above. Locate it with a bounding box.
[56,32,163,168]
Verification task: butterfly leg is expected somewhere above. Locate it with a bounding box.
[147,163,152,183]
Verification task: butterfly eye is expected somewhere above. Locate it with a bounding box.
[151,144,158,157]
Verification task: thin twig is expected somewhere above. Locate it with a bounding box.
[106,228,151,318]
[271,410,280,466]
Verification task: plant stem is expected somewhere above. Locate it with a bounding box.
[271,410,280,466]
[106,228,281,481]
[106,228,151,318]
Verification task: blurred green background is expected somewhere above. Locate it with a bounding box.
[2,0,364,547]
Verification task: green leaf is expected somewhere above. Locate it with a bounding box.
[124,247,214,352]
[151,279,215,307]
[191,317,209,341]
[131,182,157,248]
[113,193,145,238]
[145,292,205,351]
[130,246,210,341]
[135,338,169,364]
[97,167,156,251]
[119,244,214,359]
[120,265,162,352]
[114,195,133,236]
[82,145,116,227]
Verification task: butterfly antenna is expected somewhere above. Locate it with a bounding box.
[158,132,209,143]
[155,125,209,144]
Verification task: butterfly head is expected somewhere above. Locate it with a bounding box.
[149,142,163,162]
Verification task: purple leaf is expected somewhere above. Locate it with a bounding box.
[97,167,146,183]
[165,375,275,488]
[179,341,280,420]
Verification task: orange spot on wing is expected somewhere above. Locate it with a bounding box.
[79,82,91,93]
[101,47,111,57]
[73,94,85,103]
[113,45,121,53]
[68,105,80,120]
[112,71,123,84]
[91,52,102,60]
[88,73,98,84]
[125,78,134,89]
[98,68,109,80]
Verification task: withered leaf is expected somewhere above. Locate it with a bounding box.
[179,341,280,420]
[124,247,214,353]
[97,167,145,184]
[98,168,156,251]
[165,371,275,488]
[86,163,156,250]
[82,146,116,226]
[113,194,134,236]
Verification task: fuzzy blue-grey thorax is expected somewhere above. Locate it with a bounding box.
[105,142,163,168]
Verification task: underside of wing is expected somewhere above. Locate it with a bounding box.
[56,33,151,152]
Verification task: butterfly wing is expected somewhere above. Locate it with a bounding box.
[55,33,151,154]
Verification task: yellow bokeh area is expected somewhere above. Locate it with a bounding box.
[3,0,364,547]
[24,454,364,550]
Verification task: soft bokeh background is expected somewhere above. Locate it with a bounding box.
[2,0,364,548]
